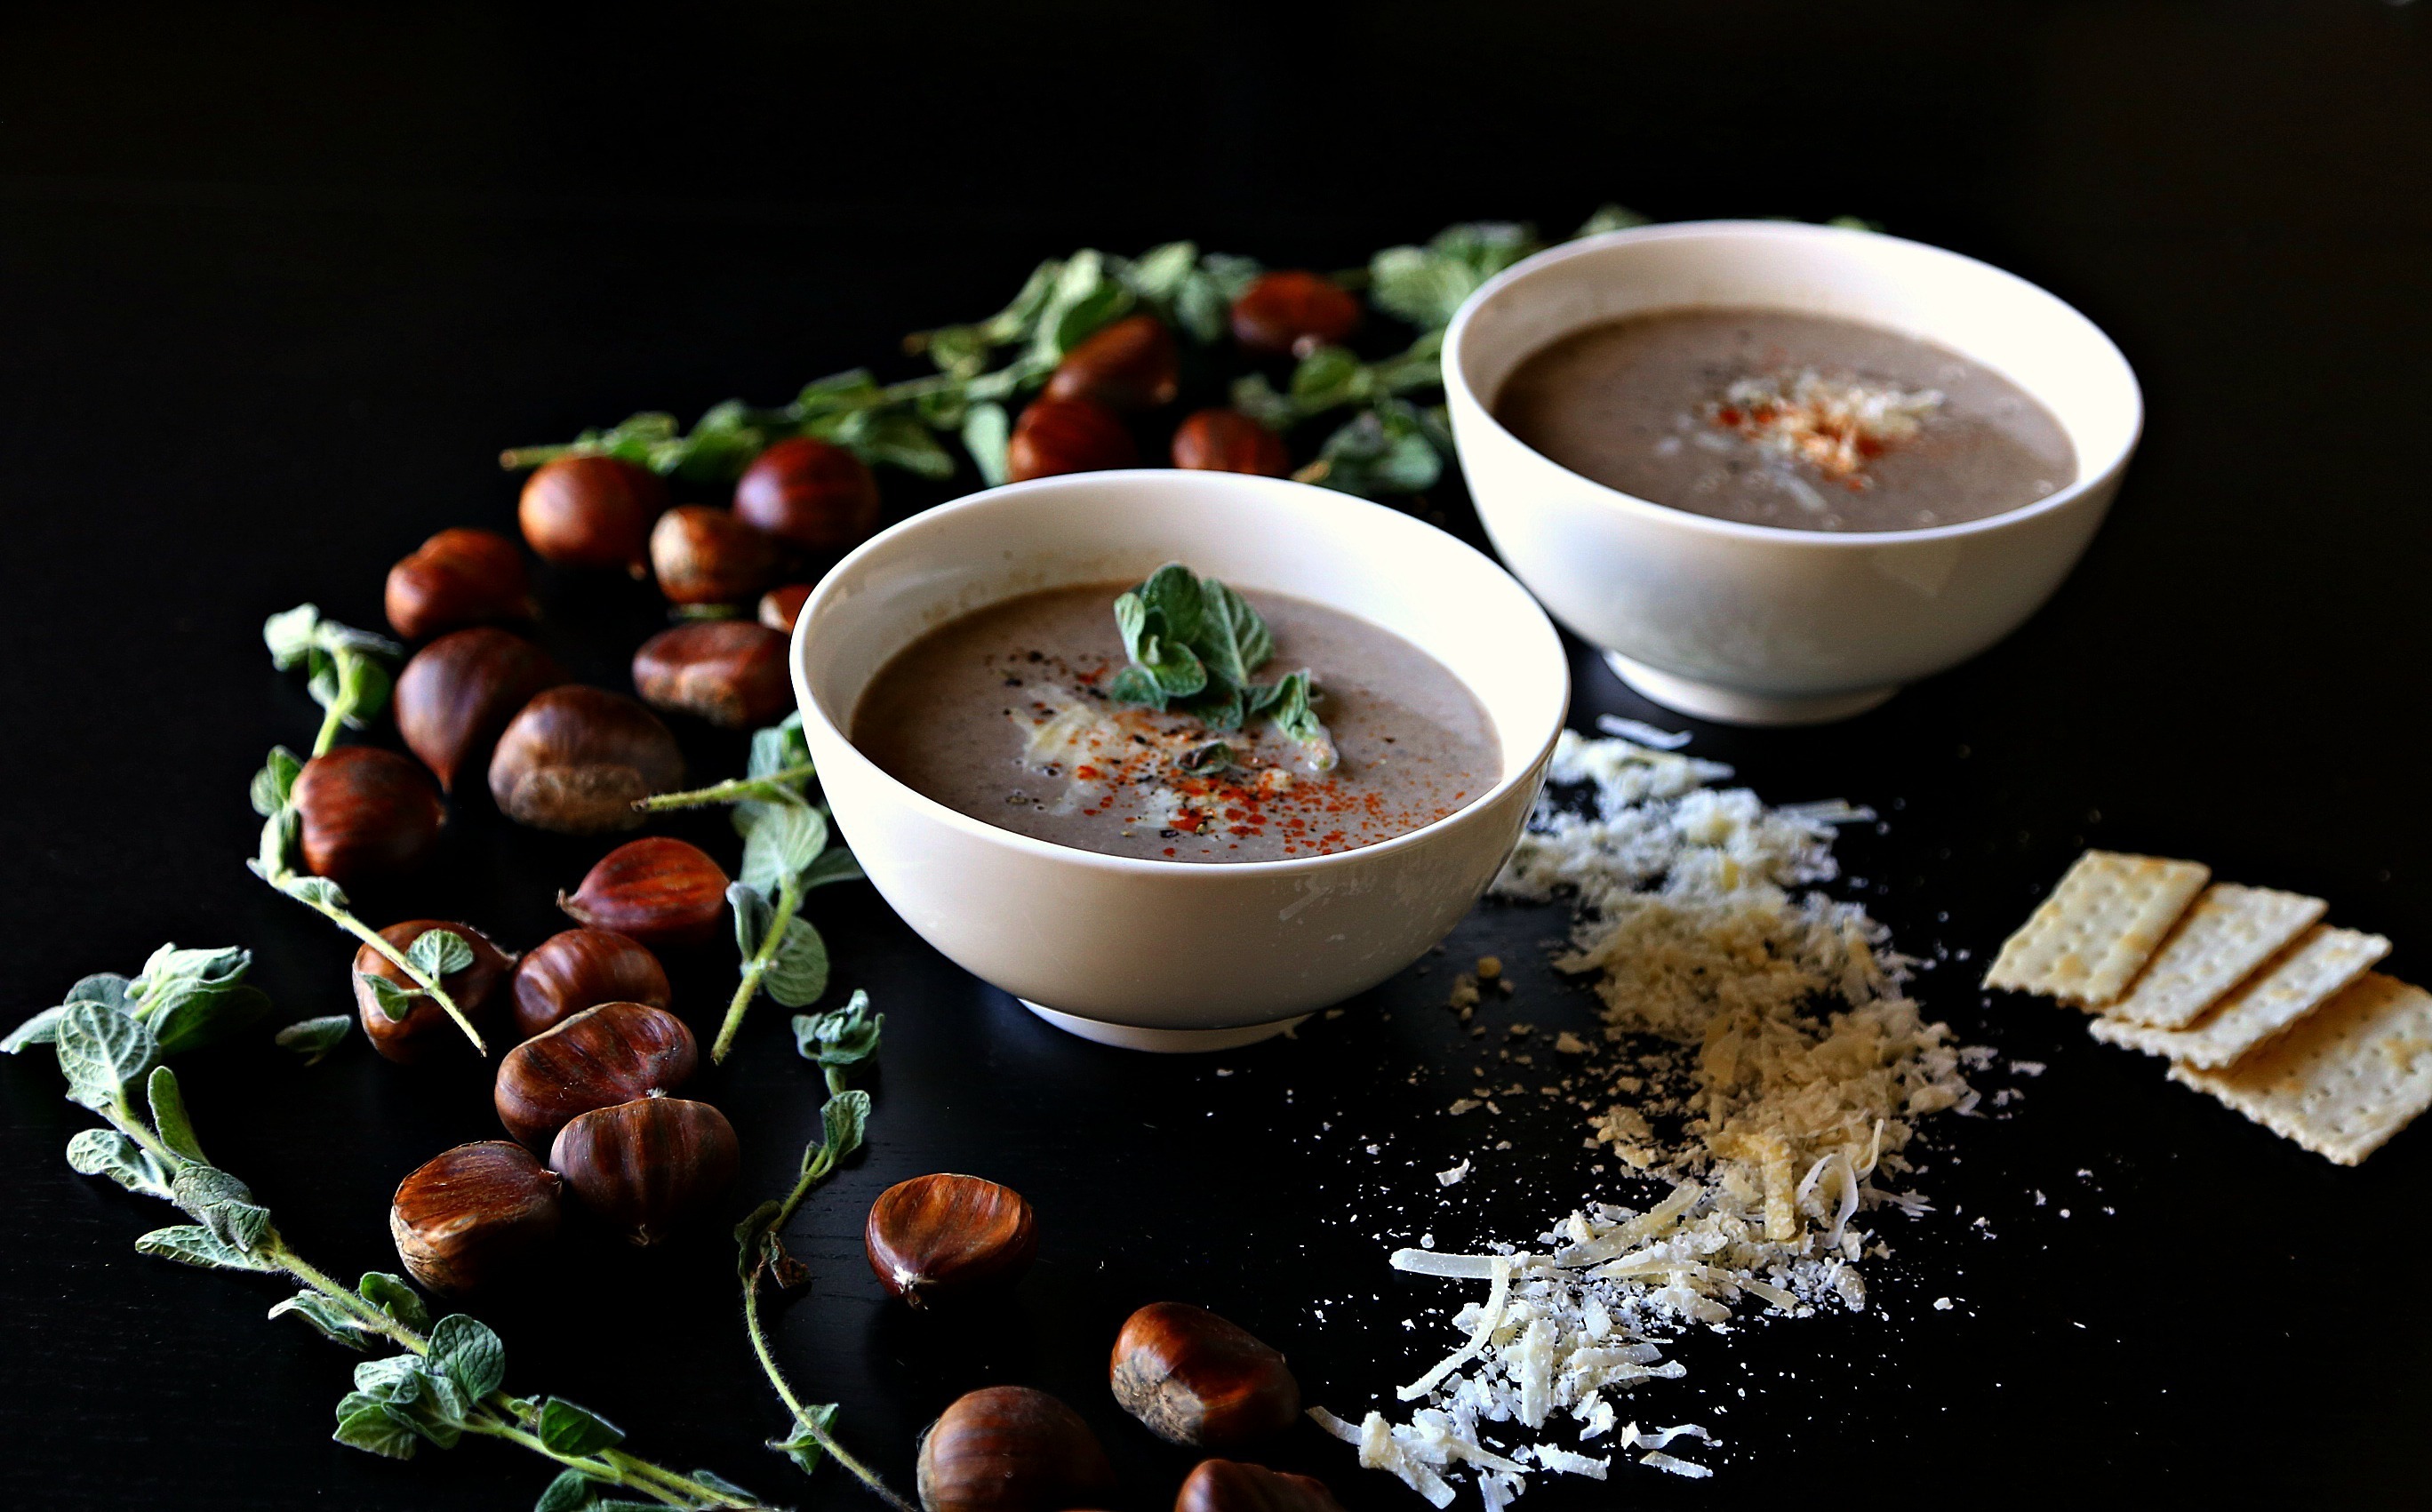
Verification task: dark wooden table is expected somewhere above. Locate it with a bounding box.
[4,4,2428,1508]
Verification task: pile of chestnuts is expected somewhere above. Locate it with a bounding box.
[860,1172,1338,1512]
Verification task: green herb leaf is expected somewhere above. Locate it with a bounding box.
[356,971,420,1021]
[67,1127,175,1198]
[741,804,828,895]
[729,882,774,960]
[54,1001,159,1113]
[535,1468,611,1512]
[537,1396,627,1456]
[1575,204,1649,237]
[1289,345,1370,412]
[174,1164,272,1252]
[147,982,271,1057]
[1176,740,1237,774]
[2,1005,68,1052]
[1228,372,1299,431]
[800,844,864,892]
[352,1354,428,1404]
[270,1292,379,1350]
[794,989,882,1067]
[249,749,303,822]
[406,929,476,979]
[357,1273,430,1332]
[1191,578,1274,686]
[148,1066,206,1163]
[263,604,322,669]
[687,1470,758,1503]
[280,873,348,909]
[820,1090,871,1162]
[136,944,251,994]
[763,917,830,1008]
[962,401,1011,488]
[135,1223,278,1273]
[1140,564,1206,645]
[67,972,136,1012]
[1258,668,1336,770]
[770,1402,841,1476]
[332,1397,422,1460]
[1301,399,1444,497]
[428,1314,507,1400]
[747,712,811,782]
[276,1015,353,1065]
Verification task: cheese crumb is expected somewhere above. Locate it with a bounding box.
[1437,1160,1472,1188]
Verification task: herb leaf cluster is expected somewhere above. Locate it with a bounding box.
[263,603,404,758]
[4,943,268,1060]
[1108,564,1333,768]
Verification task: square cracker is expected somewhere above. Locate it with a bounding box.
[2103,884,2327,1029]
[2090,924,2390,1068]
[1984,851,2210,1005]
[2169,973,2432,1165]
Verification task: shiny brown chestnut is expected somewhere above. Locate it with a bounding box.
[548,1094,739,1245]
[1005,397,1137,484]
[916,1386,1116,1512]
[734,436,882,555]
[557,836,730,947]
[385,527,536,642]
[631,620,792,729]
[354,920,515,1066]
[758,583,813,636]
[519,456,665,576]
[650,505,780,605]
[291,746,446,884]
[389,1140,563,1295]
[1230,271,1360,359]
[395,627,568,792]
[1171,410,1292,477]
[510,928,671,1038]
[1044,314,1180,412]
[488,685,684,833]
[865,1173,1037,1309]
[1110,1302,1300,1448]
[1174,1460,1343,1512]
[495,1001,697,1148]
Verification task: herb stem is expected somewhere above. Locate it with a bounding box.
[267,868,488,1055]
[741,1261,915,1512]
[712,874,804,1064]
[309,701,347,759]
[634,764,818,813]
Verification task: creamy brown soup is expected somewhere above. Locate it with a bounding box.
[1493,307,2076,532]
[852,584,1500,862]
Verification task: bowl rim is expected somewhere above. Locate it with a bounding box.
[1443,218,2147,548]
[790,468,1572,879]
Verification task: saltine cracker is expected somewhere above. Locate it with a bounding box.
[1985,851,2210,1006]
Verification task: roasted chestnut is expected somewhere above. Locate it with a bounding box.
[510,928,671,1038]
[1005,397,1137,483]
[650,505,780,605]
[865,1173,1037,1308]
[1174,1460,1342,1512]
[354,920,515,1066]
[385,527,536,642]
[1171,410,1291,477]
[291,746,446,884]
[734,436,882,555]
[916,1386,1116,1512]
[1110,1303,1300,1448]
[389,1140,563,1294]
[519,456,664,576]
[1044,314,1180,412]
[488,685,684,833]
[631,620,792,729]
[394,627,568,791]
[495,1001,697,1148]
[1230,271,1360,358]
[759,583,813,636]
[548,1094,739,1245]
[557,836,730,947]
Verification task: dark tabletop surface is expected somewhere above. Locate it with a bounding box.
[6,3,2431,1508]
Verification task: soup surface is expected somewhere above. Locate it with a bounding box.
[1493,307,2077,532]
[852,584,1500,862]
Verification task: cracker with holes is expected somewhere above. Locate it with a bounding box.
[2104,884,2327,1029]
[1984,850,2210,1006]
[2169,973,2432,1165]
[2090,924,2390,1068]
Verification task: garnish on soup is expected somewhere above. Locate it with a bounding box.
[1105,564,1336,773]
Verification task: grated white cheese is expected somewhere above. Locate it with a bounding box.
[1316,735,1981,1506]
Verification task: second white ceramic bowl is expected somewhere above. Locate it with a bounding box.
[1444,220,2142,724]
[791,470,1569,1051]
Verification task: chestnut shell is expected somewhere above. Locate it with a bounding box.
[292,746,446,884]
[557,836,731,947]
[1005,397,1137,484]
[511,928,672,1039]
[519,456,665,574]
[759,583,813,636]
[1043,314,1180,412]
[549,1095,740,1245]
[353,919,515,1066]
[865,1172,1038,1308]
[631,620,793,729]
[389,1140,563,1295]
[650,505,780,605]
[733,436,882,555]
[1174,1460,1343,1512]
[1110,1302,1300,1448]
[916,1385,1116,1512]
[1172,410,1291,478]
[385,527,535,642]
[488,685,684,833]
[1229,270,1360,358]
[395,627,568,792]
[495,1001,698,1148]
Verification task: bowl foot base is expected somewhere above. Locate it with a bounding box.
[1020,1000,1308,1052]
[1602,652,1898,727]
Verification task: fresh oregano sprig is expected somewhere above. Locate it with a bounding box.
[636,711,820,815]
[733,991,908,1511]
[1108,564,1336,771]
[3,943,268,1059]
[263,603,404,759]
[19,955,773,1510]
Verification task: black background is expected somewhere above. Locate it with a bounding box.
[4,3,2430,1508]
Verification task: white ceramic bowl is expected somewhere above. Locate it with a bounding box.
[1444,220,2142,724]
[790,470,1569,1051]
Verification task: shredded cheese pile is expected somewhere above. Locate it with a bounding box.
[1312,732,1978,1507]
[1712,367,1942,486]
